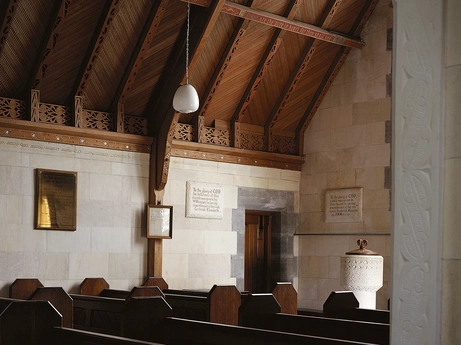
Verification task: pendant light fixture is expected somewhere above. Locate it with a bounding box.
[173,0,199,113]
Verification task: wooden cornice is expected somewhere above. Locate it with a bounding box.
[265,0,344,151]
[0,0,17,56]
[26,0,70,92]
[186,0,365,49]
[171,139,304,171]
[0,116,153,153]
[230,0,300,129]
[67,0,121,104]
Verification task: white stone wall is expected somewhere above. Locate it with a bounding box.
[161,156,300,290]
[442,0,461,343]
[0,137,150,295]
[298,0,393,310]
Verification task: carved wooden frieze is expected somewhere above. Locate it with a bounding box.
[0,97,26,119]
[125,114,148,135]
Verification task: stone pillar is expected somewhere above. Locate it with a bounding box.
[391,0,444,343]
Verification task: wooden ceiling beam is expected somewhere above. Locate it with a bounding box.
[0,0,17,57]
[26,0,70,93]
[264,0,344,152]
[193,0,257,125]
[230,0,300,129]
[296,0,380,153]
[111,0,170,112]
[66,0,121,105]
[186,0,364,49]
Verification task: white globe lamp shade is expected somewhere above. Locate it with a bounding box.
[173,84,199,113]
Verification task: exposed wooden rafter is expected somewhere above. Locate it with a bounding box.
[296,0,380,153]
[193,0,256,127]
[67,0,121,104]
[148,0,227,191]
[26,0,70,93]
[110,0,170,130]
[230,0,300,147]
[186,0,365,49]
[0,0,17,56]
[265,0,344,152]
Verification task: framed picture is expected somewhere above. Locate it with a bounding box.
[147,205,173,239]
[35,169,78,231]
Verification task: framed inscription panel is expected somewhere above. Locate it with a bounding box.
[35,169,77,231]
[325,187,363,223]
[147,205,173,239]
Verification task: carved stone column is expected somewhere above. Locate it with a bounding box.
[391,0,444,343]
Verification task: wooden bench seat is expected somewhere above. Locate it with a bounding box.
[71,294,172,342]
[163,317,381,345]
[239,293,389,345]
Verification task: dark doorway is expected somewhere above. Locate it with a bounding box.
[244,211,272,292]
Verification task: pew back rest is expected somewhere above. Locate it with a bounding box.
[71,294,126,334]
[30,286,73,328]
[0,300,62,345]
[271,282,297,314]
[9,278,43,299]
[239,293,280,328]
[142,277,168,290]
[79,277,110,296]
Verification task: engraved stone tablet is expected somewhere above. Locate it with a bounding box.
[186,181,224,219]
[325,188,362,223]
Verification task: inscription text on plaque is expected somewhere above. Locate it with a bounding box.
[186,181,224,219]
[325,188,362,223]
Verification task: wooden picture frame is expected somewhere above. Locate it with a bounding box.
[147,205,173,239]
[35,169,78,231]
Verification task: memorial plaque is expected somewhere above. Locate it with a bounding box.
[147,205,173,239]
[186,181,224,219]
[35,169,77,231]
[325,188,362,223]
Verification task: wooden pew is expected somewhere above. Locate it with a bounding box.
[297,291,391,324]
[9,278,74,327]
[80,277,241,326]
[50,327,165,345]
[239,293,389,345]
[163,317,381,345]
[322,291,390,324]
[271,282,297,314]
[0,299,62,345]
[71,294,172,342]
[9,278,43,299]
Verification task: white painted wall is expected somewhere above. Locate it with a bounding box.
[0,137,150,295]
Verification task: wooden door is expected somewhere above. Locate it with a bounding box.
[244,211,272,292]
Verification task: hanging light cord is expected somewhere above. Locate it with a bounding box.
[185,0,190,85]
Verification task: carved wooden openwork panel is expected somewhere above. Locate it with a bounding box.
[124,115,148,135]
[0,97,26,119]
[39,103,71,125]
[204,127,229,146]
[272,136,297,155]
[174,123,194,141]
[240,132,264,151]
[83,110,112,131]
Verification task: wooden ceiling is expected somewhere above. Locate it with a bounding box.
[0,0,378,185]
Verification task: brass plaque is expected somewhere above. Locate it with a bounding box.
[35,169,77,231]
